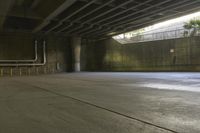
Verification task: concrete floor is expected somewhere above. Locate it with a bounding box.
[0,72,200,133]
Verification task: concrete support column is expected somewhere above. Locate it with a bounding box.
[71,36,81,72]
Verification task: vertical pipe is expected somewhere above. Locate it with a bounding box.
[19,68,22,76]
[44,67,46,74]
[28,68,31,76]
[10,68,13,77]
[1,68,3,77]
[33,66,35,75]
[52,67,55,73]
[36,67,39,75]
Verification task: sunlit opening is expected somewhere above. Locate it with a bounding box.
[113,11,200,44]
[144,11,200,32]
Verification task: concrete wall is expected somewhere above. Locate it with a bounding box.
[0,32,72,76]
[81,37,200,71]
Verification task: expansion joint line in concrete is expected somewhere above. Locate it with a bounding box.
[18,82,179,133]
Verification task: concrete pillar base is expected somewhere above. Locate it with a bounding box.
[75,62,80,72]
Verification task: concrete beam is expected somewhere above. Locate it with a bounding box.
[83,0,134,24]
[80,0,172,36]
[113,0,197,28]
[0,0,14,30]
[72,0,135,34]
[94,6,200,39]
[33,0,77,33]
[58,0,115,33]
[46,0,97,33]
[57,0,115,33]
[95,0,154,25]
[73,0,136,34]
[82,0,196,36]
[58,0,186,35]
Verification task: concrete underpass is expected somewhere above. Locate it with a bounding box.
[0,0,200,133]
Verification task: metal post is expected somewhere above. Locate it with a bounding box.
[10,68,13,77]
[36,67,39,75]
[0,68,3,77]
[19,68,22,76]
[28,68,31,76]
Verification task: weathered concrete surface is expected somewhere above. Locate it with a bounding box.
[81,37,200,71]
[0,72,200,133]
[0,33,72,76]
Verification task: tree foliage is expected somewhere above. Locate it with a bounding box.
[184,19,200,30]
[184,19,200,36]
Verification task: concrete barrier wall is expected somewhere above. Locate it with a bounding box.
[0,33,72,76]
[81,37,200,71]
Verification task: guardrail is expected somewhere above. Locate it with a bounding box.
[114,29,200,44]
[0,63,66,77]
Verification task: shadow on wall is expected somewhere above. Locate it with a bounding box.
[81,39,107,71]
[81,37,200,72]
[0,33,72,76]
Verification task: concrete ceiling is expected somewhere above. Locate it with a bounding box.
[1,0,200,39]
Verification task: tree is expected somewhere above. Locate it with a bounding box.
[184,19,200,36]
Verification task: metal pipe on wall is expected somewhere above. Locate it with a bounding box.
[0,40,38,63]
[0,41,46,66]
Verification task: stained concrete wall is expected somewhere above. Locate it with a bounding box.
[0,32,72,76]
[81,37,200,71]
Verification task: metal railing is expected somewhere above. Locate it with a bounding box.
[0,63,66,77]
[114,29,200,44]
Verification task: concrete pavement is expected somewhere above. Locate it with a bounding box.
[0,72,200,133]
